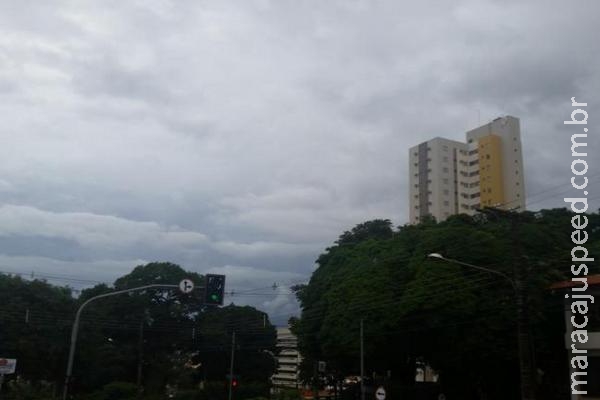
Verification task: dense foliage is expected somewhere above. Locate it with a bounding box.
[0,262,277,400]
[292,209,600,400]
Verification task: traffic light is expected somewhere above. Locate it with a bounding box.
[226,374,240,389]
[205,274,225,306]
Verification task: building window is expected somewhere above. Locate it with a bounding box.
[443,201,449,206]
[443,167,449,173]
[443,178,449,184]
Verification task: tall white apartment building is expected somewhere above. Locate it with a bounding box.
[271,327,302,389]
[409,116,526,224]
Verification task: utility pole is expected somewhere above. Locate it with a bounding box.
[228,331,236,400]
[511,221,536,400]
[480,207,536,400]
[136,318,145,396]
[360,318,364,400]
[313,362,318,400]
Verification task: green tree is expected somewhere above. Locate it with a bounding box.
[73,262,204,393]
[0,275,74,390]
[195,305,276,389]
[293,210,600,399]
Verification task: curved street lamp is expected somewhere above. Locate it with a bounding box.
[62,284,182,400]
[426,253,536,400]
[427,253,516,292]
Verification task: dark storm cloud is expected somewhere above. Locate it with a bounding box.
[1,0,599,321]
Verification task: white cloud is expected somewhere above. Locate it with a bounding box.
[0,204,208,250]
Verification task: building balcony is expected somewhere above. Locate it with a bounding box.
[273,373,299,381]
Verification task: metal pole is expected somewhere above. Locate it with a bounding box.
[360,319,364,400]
[514,256,536,400]
[313,362,318,400]
[0,373,4,400]
[228,331,236,400]
[428,212,537,400]
[62,284,180,400]
[137,318,144,396]
[479,207,537,399]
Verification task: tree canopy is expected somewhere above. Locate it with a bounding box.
[0,262,277,399]
[292,208,600,400]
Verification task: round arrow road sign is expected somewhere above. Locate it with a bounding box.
[179,279,194,294]
[375,386,386,400]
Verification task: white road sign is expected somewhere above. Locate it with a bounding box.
[179,279,195,294]
[375,386,386,400]
[0,359,17,374]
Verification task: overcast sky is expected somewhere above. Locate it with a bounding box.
[1,0,599,324]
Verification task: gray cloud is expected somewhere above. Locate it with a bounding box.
[1,0,599,322]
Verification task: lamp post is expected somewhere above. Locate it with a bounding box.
[427,253,536,400]
[62,284,192,400]
[427,253,516,291]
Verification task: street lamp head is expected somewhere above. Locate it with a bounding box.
[427,253,444,259]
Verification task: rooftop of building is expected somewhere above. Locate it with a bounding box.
[549,274,600,290]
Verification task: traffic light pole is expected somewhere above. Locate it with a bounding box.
[228,331,236,400]
[360,318,364,400]
[62,284,186,400]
